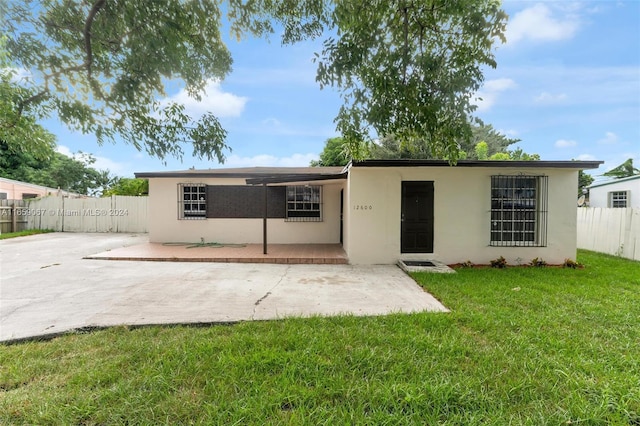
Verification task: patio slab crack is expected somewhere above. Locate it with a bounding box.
[251,265,289,320]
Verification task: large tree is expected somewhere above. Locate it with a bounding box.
[2,0,506,163]
[315,1,507,161]
[0,139,108,195]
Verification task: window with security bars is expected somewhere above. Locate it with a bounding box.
[179,184,207,219]
[608,191,628,208]
[286,185,322,222]
[490,175,548,247]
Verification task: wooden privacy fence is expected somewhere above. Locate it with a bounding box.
[0,199,28,233]
[577,207,640,261]
[0,196,148,233]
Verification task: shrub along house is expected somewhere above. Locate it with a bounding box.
[135,159,602,265]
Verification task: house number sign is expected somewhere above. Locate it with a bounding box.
[353,205,373,210]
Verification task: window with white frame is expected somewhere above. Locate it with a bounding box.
[286,185,322,221]
[608,191,628,208]
[490,175,548,247]
[179,184,207,219]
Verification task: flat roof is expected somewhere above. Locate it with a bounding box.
[350,159,604,169]
[135,166,346,179]
[135,160,603,180]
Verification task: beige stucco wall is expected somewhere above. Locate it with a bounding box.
[344,166,579,265]
[147,177,344,244]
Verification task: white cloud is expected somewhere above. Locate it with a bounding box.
[56,145,130,175]
[223,153,319,168]
[555,139,577,148]
[505,3,581,45]
[597,131,618,145]
[473,78,517,112]
[261,118,282,127]
[534,92,567,104]
[576,153,596,161]
[159,79,248,119]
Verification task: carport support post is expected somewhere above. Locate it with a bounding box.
[263,183,267,255]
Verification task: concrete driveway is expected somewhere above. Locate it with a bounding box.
[0,233,447,342]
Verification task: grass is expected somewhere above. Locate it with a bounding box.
[0,229,53,240]
[1,250,638,425]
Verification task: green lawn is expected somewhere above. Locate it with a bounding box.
[0,229,53,240]
[1,250,638,425]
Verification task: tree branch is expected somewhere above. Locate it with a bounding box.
[8,0,107,126]
[83,0,107,78]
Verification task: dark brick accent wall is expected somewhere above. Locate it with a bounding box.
[206,185,286,218]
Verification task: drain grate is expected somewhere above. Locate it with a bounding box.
[402,260,436,267]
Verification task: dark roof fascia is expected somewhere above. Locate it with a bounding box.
[135,168,345,179]
[135,171,249,179]
[245,172,348,185]
[349,159,603,170]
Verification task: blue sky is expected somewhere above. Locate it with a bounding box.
[48,0,639,180]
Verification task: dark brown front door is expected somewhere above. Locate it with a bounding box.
[401,181,434,253]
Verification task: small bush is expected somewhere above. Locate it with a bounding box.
[490,256,507,269]
[460,260,474,268]
[530,257,547,267]
[563,258,583,269]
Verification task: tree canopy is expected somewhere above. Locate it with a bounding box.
[2,0,507,163]
[0,139,110,195]
[366,124,529,161]
[603,158,639,179]
[310,137,349,167]
[315,1,507,161]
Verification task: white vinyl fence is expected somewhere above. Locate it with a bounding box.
[23,195,148,233]
[577,208,640,261]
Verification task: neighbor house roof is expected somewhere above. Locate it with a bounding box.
[588,174,640,189]
[0,176,83,197]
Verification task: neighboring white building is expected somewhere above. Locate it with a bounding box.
[0,177,82,200]
[588,175,640,208]
[136,159,602,265]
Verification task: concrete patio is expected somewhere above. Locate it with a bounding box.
[85,241,348,264]
[0,233,448,343]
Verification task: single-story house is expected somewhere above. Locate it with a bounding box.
[588,175,640,208]
[135,159,602,265]
[0,177,82,200]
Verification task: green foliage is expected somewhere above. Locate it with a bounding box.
[578,170,594,195]
[315,1,508,162]
[3,1,508,164]
[488,147,540,161]
[562,258,582,269]
[102,178,149,197]
[530,257,547,267]
[0,251,638,424]
[490,256,507,268]
[309,137,349,167]
[0,229,54,240]
[464,123,520,157]
[475,141,489,160]
[367,124,531,161]
[603,158,640,179]
[0,139,107,195]
[2,0,241,162]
